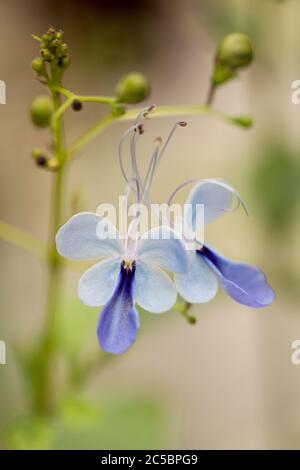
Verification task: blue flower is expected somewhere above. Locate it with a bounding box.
[56,213,188,354]
[174,180,275,308]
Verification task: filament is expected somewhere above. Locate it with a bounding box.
[167,178,248,215]
[157,121,187,165]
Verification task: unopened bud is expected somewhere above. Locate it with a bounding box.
[30,96,54,128]
[41,49,51,61]
[217,33,254,70]
[59,56,70,69]
[188,315,197,325]
[116,72,151,104]
[31,57,44,75]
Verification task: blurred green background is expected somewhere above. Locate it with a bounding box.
[1,0,300,449]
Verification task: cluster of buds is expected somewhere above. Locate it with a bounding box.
[31,27,70,79]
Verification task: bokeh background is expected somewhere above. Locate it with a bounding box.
[1,0,300,449]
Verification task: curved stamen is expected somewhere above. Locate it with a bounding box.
[130,128,142,201]
[124,215,142,260]
[130,106,156,199]
[123,177,141,204]
[134,104,156,124]
[142,137,162,204]
[118,105,156,203]
[118,124,137,184]
[157,121,187,165]
[167,178,248,215]
[141,121,187,204]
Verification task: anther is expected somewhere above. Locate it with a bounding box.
[142,104,156,119]
[179,121,187,127]
[137,123,144,134]
[122,259,136,272]
[146,104,156,113]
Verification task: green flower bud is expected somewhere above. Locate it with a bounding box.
[30,96,54,128]
[47,27,56,36]
[58,56,70,69]
[217,33,254,70]
[51,38,60,49]
[31,57,44,75]
[55,31,63,40]
[188,315,197,325]
[41,34,52,45]
[60,43,69,55]
[116,72,151,104]
[41,49,51,61]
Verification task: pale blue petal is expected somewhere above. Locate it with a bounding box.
[174,251,218,303]
[186,181,233,227]
[98,265,139,354]
[78,258,121,307]
[135,261,177,313]
[201,246,275,308]
[56,212,123,260]
[138,226,189,273]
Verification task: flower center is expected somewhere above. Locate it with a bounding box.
[122,259,136,271]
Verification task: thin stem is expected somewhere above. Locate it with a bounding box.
[174,301,196,324]
[53,86,115,105]
[53,97,73,121]
[34,84,67,414]
[68,104,233,162]
[68,113,116,157]
[76,95,116,105]
[0,221,48,260]
[70,352,114,389]
[206,82,216,106]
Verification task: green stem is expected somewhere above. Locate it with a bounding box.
[206,82,216,106]
[0,221,48,260]
[69,113,116,157]
[68,104,232,161]
[174,301,196,324]
[34,86,67,414]
[76,95,116,105]
[54,86,115,105]
[53,97,73,121]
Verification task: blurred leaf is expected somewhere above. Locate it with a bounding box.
[6,416,54,450]
[57,296,99,360]
[54,395,167,450]
[251,139,300,236]
[60,395,102,429]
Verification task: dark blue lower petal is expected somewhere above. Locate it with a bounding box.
[97,263,140,354]
[199,246,275,308]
